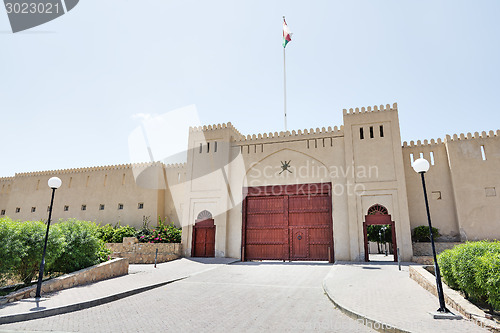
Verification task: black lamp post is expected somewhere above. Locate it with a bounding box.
[413,158,448,313]
[35,176,62,299]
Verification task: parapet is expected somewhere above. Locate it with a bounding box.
[0,177,14,182]
[14,162,166,178]
[444,130,500,142]
[402,129,500,148]
[343,103,398,116]
[189,122,244,139]
[236,125,344,144]
[164,162,186,169]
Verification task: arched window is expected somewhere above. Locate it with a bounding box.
[367,204,388,215]
[196,210,213,221]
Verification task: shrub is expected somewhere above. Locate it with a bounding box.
[96,224,115,243]
[451,241,500,301]
[475,252,500,310]
[137,218,181,243]
[0,218,20,285]
[437,240,500,311]
[51,219,110,274]
[437,249,459,289]
[111,225,136,243]
[10,220,65,285]
[413,225,440,242]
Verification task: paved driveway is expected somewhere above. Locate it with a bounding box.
[0,261,373,332]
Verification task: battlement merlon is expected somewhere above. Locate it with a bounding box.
[403,130,500,148]
[12,162,166,178]
[189,122,244,139]
[343,103,398,116]
[236,125,344,145]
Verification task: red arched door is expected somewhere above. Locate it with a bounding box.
[363,204,397,262]
[191,219,215,257]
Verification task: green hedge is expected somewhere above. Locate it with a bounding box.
[413,225,440,242]
[0,217,110,286]
[437,241,500,310]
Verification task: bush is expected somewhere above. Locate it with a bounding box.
[0,218,20,285]
[413,225,440,242]
[51,219,110,274]
[112,225,136,243]
[437,249,459,289]
[437,241,500,311]
[96,224,115,243]
[10,220,65,285]
[137,218,181,243]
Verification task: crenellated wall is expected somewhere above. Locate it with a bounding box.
[402,129,500,241]
[2,107,499,262]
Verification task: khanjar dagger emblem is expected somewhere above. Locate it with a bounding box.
[279,160,292,175]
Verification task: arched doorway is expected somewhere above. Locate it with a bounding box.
[363,204,397,262]
[191,210,216,257]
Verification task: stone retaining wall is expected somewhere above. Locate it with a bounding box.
[106,237,182,264]
[409,265,500,332]
[412,242,462,256]
[0,258,128,306]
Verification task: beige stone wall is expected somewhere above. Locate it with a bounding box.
[403,131,500,241]
[0,163,174,230]
[445,132,500,240]
[106,237,182,264]
[0,258,128,305]
[403,140,460,240]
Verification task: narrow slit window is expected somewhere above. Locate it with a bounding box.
[322,138,325,147]
[314,139,317,148]
[307,140,310,149]
[430,151,435,165]
[69,177,72,188]
[420,152,424,159]
[178,173,181,182]
[122,173,126,185]
[410,153,414,164]
[36,180,40,190]
[214,141,217,152]
[369,126,374,138]
[207,142,210,153]
[360,128,364,140]
[481,145,486,160]
[199,143,202,153]
[379,125,384,137]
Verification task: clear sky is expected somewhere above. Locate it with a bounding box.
[1,0,499,177]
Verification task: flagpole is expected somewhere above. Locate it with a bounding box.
[283,16,287,132]
[283,45,287,132]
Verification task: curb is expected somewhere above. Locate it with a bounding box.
[0,276,186,325]
[322,267,411,333]
[0,259,240,325]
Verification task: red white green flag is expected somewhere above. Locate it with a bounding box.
[283,18,292,48]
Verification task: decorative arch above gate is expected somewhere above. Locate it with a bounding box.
[367,204,388,216]
[196,210,213,221]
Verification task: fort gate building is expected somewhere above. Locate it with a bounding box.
[1,103,499,262]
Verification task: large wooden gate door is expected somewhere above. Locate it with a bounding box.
[192,219,215,257]
[242,183,333,262]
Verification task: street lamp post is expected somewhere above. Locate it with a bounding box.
[412,158,448,313]
[35,177,62,299]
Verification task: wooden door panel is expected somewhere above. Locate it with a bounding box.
[291,229,307,258]
[194,229,207,257]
